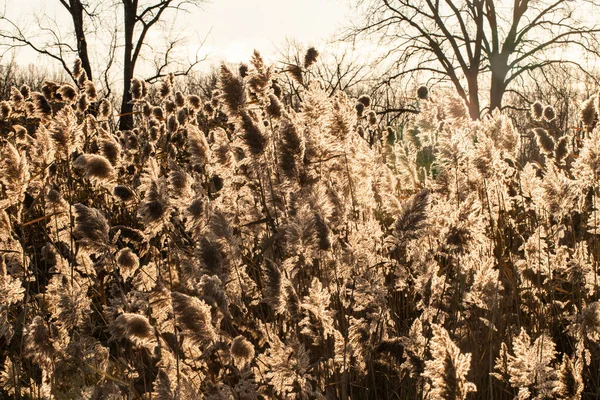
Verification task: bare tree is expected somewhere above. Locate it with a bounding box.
[351,0,600,119]
[58,0,96,80]
[119,0,207,129]
[0,0,206,128]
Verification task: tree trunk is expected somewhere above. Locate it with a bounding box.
[489,71,506,113]
[70,0,93,81]
[466,71,480,120]
[119,0,137,130]
[489,55,509,114]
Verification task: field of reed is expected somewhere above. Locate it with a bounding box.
[1,51,600,399]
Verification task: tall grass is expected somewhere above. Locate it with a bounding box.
[0,51,599,399]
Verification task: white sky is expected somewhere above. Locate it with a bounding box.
[193,0,351,64]
[2,0,352,71]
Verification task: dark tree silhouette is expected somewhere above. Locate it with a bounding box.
[0,0,206,127]
[352,0,600,119]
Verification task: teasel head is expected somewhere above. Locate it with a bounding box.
[417,86,429,100]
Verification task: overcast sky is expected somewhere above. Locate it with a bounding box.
[194,0,351,63]
[2,0,352,70]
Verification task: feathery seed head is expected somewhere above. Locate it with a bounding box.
[417,86,429,100]
[355,102,365,117]
[131,78,144,100]
[219,64,247,115]
[10,86,23,104]
[84,81,97,101]
[288,65,304,85]
[175,91,185,108]
[73,154,115,182]
[188,95,201,110]
[72,59,83,78]
[20,85,30,99]
[231,336,255,368]
[358,95,371,108]
[0,101,11,119]
[77,93,89,113]
[531,101,544,120]
[533,127,555,155]
[57,85,78,103]
[543,105,556,122]
[113,185,135,202]
[239,62,249,78]
[31,92,52,118]
[580,97,597,127]
[304,47,319,68]
[116,248,139,279]
[99,99,111,118]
